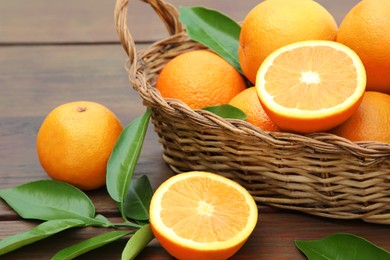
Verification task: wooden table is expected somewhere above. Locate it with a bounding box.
[1,0,389,259]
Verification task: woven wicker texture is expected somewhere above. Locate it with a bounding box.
[115,0,390,224]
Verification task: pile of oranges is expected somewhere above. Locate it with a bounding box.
[152,1,390,255]
[156,0,390,143]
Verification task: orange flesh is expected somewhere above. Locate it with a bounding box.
[264,46,358,111]
[160,176,250,243]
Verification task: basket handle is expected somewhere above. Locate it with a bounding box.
[114,0,184,61]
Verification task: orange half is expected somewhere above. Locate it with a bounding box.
[256,40,366,133]
[149,171,258,260]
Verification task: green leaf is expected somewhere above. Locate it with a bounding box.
[295,233,390,260]
[179,6,242,73]
[203,104,247,120]
[124,175,153,221]
[0,180,109,227]
[94,214,111,224]
[121,224,154,260]
[0,219,85,256]
[106,109,151,217]
[52,230,132,260]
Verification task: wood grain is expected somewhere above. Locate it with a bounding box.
[0,0,359,44]
[1,212,389,259]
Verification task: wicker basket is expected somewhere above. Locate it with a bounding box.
[115,0,390,224]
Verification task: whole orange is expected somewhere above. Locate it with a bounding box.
[336,0,390,93]
[330,91,390,143]
[229,87,280,131]
[156,50,247,109]
[238,0,338,84]
[36,101,123,190]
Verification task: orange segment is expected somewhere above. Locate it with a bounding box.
[149,171,258,260]
[256,40,366,133]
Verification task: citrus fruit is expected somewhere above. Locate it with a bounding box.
[255,40,366,134]
[156,50,247,109]
[36,101,123,190]
[330,91,390,143]
[149,171,258,260]
[238,0,338,84]
[337,0,390,94]
[229,87,280,131]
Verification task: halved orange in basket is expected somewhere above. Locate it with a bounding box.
[149,171,258,260]
[256,40,366,134]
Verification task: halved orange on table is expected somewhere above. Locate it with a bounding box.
[256,40,366,134]
[149,171,258,260]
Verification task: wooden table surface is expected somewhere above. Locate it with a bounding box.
[1,0,389,259]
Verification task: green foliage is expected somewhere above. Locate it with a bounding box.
[203,104,247,120]
[124,175,153,221]
[106,108,151,207]
[295,233,390,260]
[121,224,154,260]
[52,230,132,260]
[0,180,110,227]
[0,219,85,255]
[179,6,242,73]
